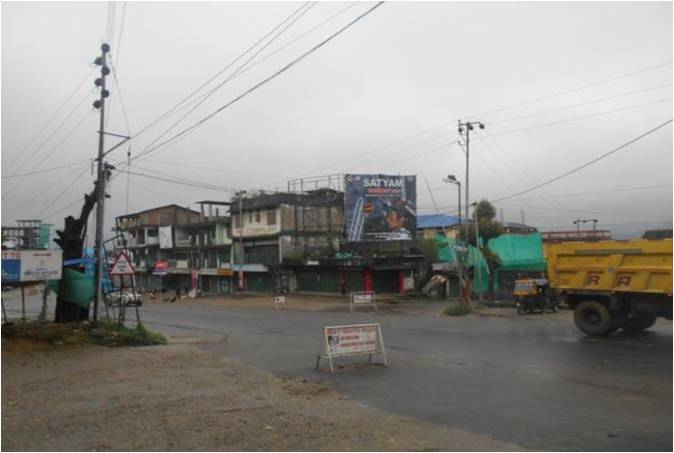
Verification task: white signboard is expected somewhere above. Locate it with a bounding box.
[349,291,377,311]
[109,251,135,276]
[159,226,173,249]
[19,250,62,282]
[316,323,388,373]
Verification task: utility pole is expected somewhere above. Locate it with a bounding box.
[457,120,485,226]
[472,202,483,304]
[93,43,111,322]
[236,191,246,293]
[442,175,463,298]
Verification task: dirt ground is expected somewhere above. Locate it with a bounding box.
[2,339,525,451]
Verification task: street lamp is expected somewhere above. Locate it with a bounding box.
[457,120,485,228]
[442,174,463,299]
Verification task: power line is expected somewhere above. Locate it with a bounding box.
[137,2,317,158]
[502,183,672,202]
[492,118,673,203]
[131,1,385,162]
[2,160,89,179]
[3,67,95,175]
[490,82,673,126]
[142,159,282,179]
[489,97,671,138]
[3,89,93,182]
[35,165,91,218]
[131,2,313,140]
[2,108,93,199]
[468,61,672,119]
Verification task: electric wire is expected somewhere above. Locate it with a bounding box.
[490,82,673,126]
[2,67,95,175]
[3,108,93,199]
[130,1,385,163]
[491,118,673,203]
[137,2,317,157]
[2,160,90,179]
[131,2,313,139]
[35,165,91,218]
[3,89,93,185]
[489,98,671,138]
[468,61,672,119]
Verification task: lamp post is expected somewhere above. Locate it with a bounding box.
[470,201,484,304]
[442,174,463,299]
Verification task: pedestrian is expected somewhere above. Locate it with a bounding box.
[463,268,473,305]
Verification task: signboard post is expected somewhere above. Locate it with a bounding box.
[349,291,377,311]
[274,295,286,310]
[315,323,388,373]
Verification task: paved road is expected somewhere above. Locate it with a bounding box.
[5,293,672,451]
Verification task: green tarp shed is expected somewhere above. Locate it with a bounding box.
[487,233,547,272]
[434,235,490,294]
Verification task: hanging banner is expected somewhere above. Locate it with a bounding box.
[159,226,173,249]
[344,174,417,242]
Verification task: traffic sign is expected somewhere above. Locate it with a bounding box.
[109,251,135,276]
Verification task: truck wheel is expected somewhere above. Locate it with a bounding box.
[574,300,614,336]
[622,312,657,333]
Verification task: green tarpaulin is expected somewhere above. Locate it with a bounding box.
[48,268,95,307]
[434,235,489,294]
[487,233,547,272]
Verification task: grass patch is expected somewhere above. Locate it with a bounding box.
[443,303,472,317]
[2,320,167,348]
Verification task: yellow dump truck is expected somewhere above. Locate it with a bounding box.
[546,239,672,336]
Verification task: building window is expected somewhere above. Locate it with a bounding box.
[255,211,261,223]
[267,210,276,225]
[248,213,253,223]
[234,215,241,228]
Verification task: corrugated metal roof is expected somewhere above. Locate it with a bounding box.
[417,214,462,229]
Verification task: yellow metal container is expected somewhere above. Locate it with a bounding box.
[547,239,673,295]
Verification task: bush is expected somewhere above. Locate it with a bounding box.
[444,303,472,317]
[2,320,167,347]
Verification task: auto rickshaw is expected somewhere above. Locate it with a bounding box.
[513,278,557,314]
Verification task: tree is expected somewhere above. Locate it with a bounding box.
[53,182,99,323]
[459,199,504,298]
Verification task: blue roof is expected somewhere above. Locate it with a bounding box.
[417,214,463,229]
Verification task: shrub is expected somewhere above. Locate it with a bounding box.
[444,303,472,317]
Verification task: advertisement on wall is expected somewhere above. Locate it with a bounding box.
[344,174,417,242]
[159,226,173,249]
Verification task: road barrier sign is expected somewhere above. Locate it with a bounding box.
[349,291,377,311]
[274,295,286,310]
[315,323,388,373]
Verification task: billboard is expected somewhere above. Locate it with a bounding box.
[1,250,63,282]
[344,174,417,241]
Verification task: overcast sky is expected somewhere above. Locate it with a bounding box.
[2,1,672,242]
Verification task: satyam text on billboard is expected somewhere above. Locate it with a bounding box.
[344,174,417,242]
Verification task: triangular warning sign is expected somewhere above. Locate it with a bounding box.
[109,251,136,275]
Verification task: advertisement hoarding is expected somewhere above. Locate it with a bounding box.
[344,174,417,242]
[1,250,63,283]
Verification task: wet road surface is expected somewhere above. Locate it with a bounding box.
[4,293,672,451]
